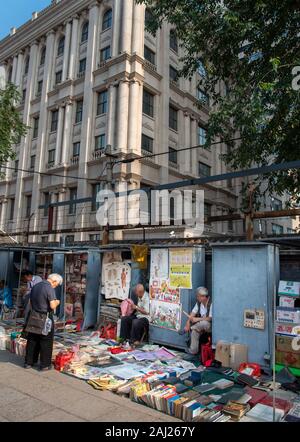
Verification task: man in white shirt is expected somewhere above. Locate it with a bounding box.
[120,284,150,345]
[184,287,212,355]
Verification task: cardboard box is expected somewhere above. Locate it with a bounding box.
[276,307,300,324]
[215,341,248,369]
[279,296,296,308]
[215,341,231,367]
[278,281,300,297]
[276,335,300,354]
[276,350,300,369]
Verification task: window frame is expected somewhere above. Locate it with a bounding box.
[102,9,113,31]
[141,134,154,153]
[143,89,154,117]
[169,105,178,131]
[57,36,65,57]
[170,30,178,53]
[75,100,84,124]
[198,126,207,146]
[144,45,156,65]
[55,70,63,85]
[169,147,178,164]
[95,134,106,151]
[33,117,39,139]
[51,110,59,132]
[100,46,111,62]
[199,161,211,178]
[40,47,46,66]
[97,91,108,115]
[48,149,55,165]
[69,188,77,215]
[81,22,89,43]
[72,142,81,158]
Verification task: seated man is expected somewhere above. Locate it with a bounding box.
[120,284,150,345]
[0,280,13,312]
[184,287,212,355]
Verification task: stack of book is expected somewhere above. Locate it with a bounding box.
[223,401,251,420]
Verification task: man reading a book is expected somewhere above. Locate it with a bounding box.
[184,287,212,355]
[120,284,150,345]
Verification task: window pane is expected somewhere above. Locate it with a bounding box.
[69,188,77,214]
[143,90,154,117]
[103,9,112,31]
[75,100,83,123]
[51,110,58,132]
[169,106,178,131]
[48,150,55,164]
[57,37,65,56]
[144,46,156,65]
[169,147,177,163]
[197,60,207,77]
[92,183,102,211]
[33,117,39,138]
[170,66,178,82]
[40,47,46,66]
[30,155,35,169]
[44,192,50,216]
[170,30,178,52]
[100,46,111,62]
[198,126,207,145]
[197,88,209,105]
[79,59,86,74]
[199,162,211,177]
[81,22,89,43]
[73,142,80,157]
[97,91,108,115]
[141,134,153,153]
[55,70,62,84]
[95,134,106,151]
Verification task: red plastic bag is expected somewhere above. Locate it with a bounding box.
[54,351,74,372]
[201,340,214,366]
[238,363,261,377]
[100,323,117,340]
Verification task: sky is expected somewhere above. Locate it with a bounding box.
[0,0,50,40]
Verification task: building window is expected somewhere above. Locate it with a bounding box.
[145,9,154,27]
[204,203,212,225]
[199,161,211,177]
[272,223,284,235]
[73,142,80,158]
[30,155,35,170]
[197,60,207,77]
[26,195,32,218]
[44,192,50,216]
[143,90,154,117]
[198,126,207,146]
[103,9,112,31]
[57,36,65,56]
[92,183,102,211]
[51,110,59,132]
[41,236,49,243]
[97,91,108,115]
[24,56,30,75]
[100,46,111,62]
[40,47,46,66]
[75,100,83,124]
[271,198,283,211]
[169,147,178,164]
[14,160,19,174]
[169,65,178,82]
[65,235,75,244]
[37,80,43,96]
[48,149,55,166]
[69,188,77,215]
[22,89,26,102]
[144,46,156,65]
[169,105,178,131]
[33,117,39,139]
[81,22,89,43]
[95,134,106,151]
[141,134,153,153]
[78,58,86,76]
[197,88,209,105]
[170,30,178,53]
[55,70,62,85]
[90,234,101,241]
[9,199,15,221]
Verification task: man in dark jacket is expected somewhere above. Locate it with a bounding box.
[24,274,62,371]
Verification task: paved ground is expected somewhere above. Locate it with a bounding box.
[0,351,181,422]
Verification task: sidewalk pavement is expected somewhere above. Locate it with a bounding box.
[0,351,180,422]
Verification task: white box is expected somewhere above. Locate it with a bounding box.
[279,296,295,307]
[278,281,300,297]
[276,307,300,324]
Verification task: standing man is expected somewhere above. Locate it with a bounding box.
[22,271,43,321]
[120,284,150,345]
[24,274,62,371]
[184,287,212,355]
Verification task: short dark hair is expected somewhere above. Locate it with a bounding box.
[22,270,33,277]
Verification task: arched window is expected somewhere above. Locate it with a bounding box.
[170,30,178,53]
[40,47,46,66]
[81,22,89,43]
[57,36,65,56]
[102,9,112,31]
[24,56,30,75]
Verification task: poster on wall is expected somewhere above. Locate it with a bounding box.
[150,300,182,331]
[103,262,131,301]
[169,248,193,289]
[149,248,180,304]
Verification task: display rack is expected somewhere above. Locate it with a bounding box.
[64,253,88,322]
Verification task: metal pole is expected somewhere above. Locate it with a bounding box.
[272,250,277,422]
[16,247,24,323]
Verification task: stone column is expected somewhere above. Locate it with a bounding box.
[112,0,121,57]
[0,199,8,230]
[31,30,56,239]
[116,79,130,152]
[191,118,198,176]
[61,99,73,165]
[121,0,133,53]
[127,80,142,154]
[76,1,100,241]
[106,84,117,148]
[55,106,65,165]
[68,15,79,80]
[11,56,18,84]
[62,20,72,82]
[14,42,39,232]
[132,2,145,56]
[14,51,24,88]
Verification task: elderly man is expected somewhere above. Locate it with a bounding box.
[120,284,150,345]
[184,287,212,355]
[24,274,63,371]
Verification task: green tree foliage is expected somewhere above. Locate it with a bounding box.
[138,0,300,201]
[0,83,27,167]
